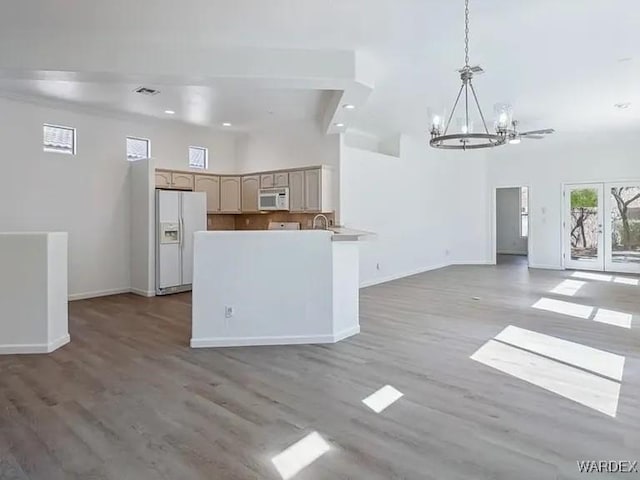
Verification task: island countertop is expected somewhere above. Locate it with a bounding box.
[327,226,375,242]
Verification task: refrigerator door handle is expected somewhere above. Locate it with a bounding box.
[180,217,184,249]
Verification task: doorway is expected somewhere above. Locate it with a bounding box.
[495,186,529,266]
[563,182,640,273]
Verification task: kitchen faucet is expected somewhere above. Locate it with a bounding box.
[312,214,329,230]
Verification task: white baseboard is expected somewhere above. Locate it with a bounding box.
[47,334,71,352]
[451,260,494,265]
[528,263,563,270]
[333,325,360,342]
[68,288,131,301]
[0,333,70,355]
[359,263,450,288]
[191,326,360,348]
[130,288,156,297]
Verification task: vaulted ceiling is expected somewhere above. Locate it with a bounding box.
[1,0,639,137]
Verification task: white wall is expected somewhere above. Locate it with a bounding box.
[192,230,359,346]
[130,158,155,296]
[487,133,640,269]
[496,187,528,255]
[0,232,69,354]
[0,96,236,298]
[340,135,490,287]
[235,120,339,172]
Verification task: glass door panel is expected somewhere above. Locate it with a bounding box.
[564,184,604,271]
[605,183,640,273]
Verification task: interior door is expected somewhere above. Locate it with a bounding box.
[605,182,640,274]
[157,190,181,289]
[564,183,604,271]
[180,192,207,285]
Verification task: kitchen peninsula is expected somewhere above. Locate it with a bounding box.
[191,228,369,348]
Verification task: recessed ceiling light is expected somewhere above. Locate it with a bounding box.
[614,102,631,109]
[222,122,232,127]
[334,123,345,128]
[343,104,356,110]
[164,110,175,115]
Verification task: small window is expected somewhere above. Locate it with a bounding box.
[127,137,150,160]
[189,146,208,169]
[43,124,75,155]
[520,186,529,238]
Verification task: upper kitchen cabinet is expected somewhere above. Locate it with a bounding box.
[155,170,172,188]
[288,170,305,212]
[274,172,289,187]
[220,176,241,213]
[241,175,260,212]
[171,172,194,190]
[260,172,289,188]
[194,175,220,213]
[289,167,333,213]
[304,169,322,212]
[260,174,274,189]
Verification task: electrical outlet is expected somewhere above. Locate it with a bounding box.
[445,249,450,256]
[225,306,234,318]
[207,218,213,228]
[376,263,380,271]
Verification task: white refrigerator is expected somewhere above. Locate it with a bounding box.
[156,190,206,295]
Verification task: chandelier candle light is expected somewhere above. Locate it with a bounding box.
[429,0,508,150]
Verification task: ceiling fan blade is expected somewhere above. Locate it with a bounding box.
[522,135,545,140]
[520,128,555,136]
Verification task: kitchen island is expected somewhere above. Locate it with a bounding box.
[191,229,369,348]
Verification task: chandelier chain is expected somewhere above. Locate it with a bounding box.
[464,0,470,67]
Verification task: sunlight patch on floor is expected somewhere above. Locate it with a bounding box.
[571,271,639,286]
[550,279,586,296]
[571,272,613,282]
[494,326,625,381]
[362,385,404,413]
[532,297,593,319]
[272,432,331,480]
[593,309,633,329]
[471,327,623,417]
[532,297,633,329]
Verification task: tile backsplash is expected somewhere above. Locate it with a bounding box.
[207,212,335,231]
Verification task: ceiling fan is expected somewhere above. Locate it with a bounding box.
[507,120,555,144]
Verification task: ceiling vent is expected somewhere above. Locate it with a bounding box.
[134,86,160,96]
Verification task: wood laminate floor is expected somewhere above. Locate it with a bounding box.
[1,263,639,479]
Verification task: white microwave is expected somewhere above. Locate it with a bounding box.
[259,187,289,211]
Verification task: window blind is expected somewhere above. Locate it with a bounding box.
[127,137,150,160]
[43,124,75,154]
[189,146,207,169]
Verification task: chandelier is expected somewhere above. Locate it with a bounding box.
[429,0,508,150]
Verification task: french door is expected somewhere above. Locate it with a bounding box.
[564,182,640,274]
